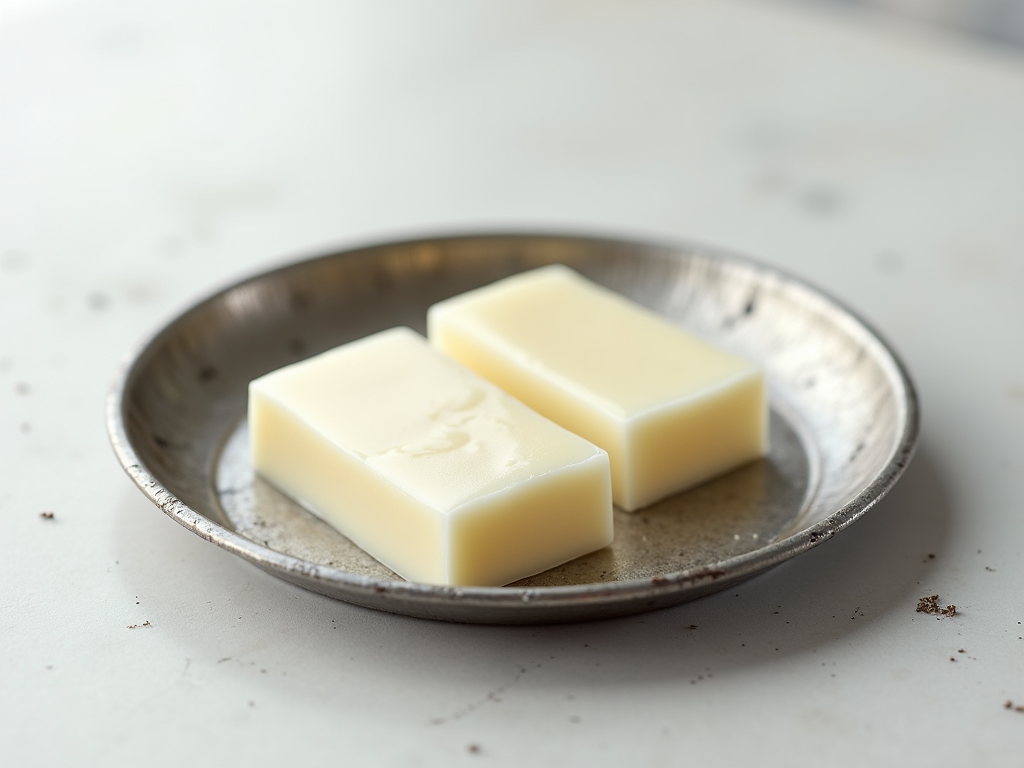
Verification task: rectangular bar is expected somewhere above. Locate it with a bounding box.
[427,265,768,511]
[248,327,613,586]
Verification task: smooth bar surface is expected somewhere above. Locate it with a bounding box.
[429,265,768,510]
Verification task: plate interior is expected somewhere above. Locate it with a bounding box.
[215,409,814,586]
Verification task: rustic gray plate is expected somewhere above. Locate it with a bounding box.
[107,232,918,624]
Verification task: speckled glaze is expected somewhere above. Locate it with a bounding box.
[107,233,919,624]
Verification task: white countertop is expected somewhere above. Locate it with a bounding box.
[3,1,1024,764]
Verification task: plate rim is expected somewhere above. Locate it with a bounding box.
[106,229,920,620]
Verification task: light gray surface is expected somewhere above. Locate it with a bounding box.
[108,233,916,622]
[810,0,1024,48]
[2,0,1024,764]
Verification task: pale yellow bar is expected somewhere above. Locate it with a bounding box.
[248,327,613,586]
[427,265,768,511]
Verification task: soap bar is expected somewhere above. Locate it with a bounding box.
[248,327,613,586]
[427,265,767,511]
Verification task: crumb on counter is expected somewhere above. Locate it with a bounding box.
[916,595,956,617]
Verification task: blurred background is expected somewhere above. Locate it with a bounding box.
[810,0,1024,48]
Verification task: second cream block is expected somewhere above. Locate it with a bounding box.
[428,265,768,511]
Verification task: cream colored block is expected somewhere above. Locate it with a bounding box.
[248,327,613,586]
[427,265,767,511]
